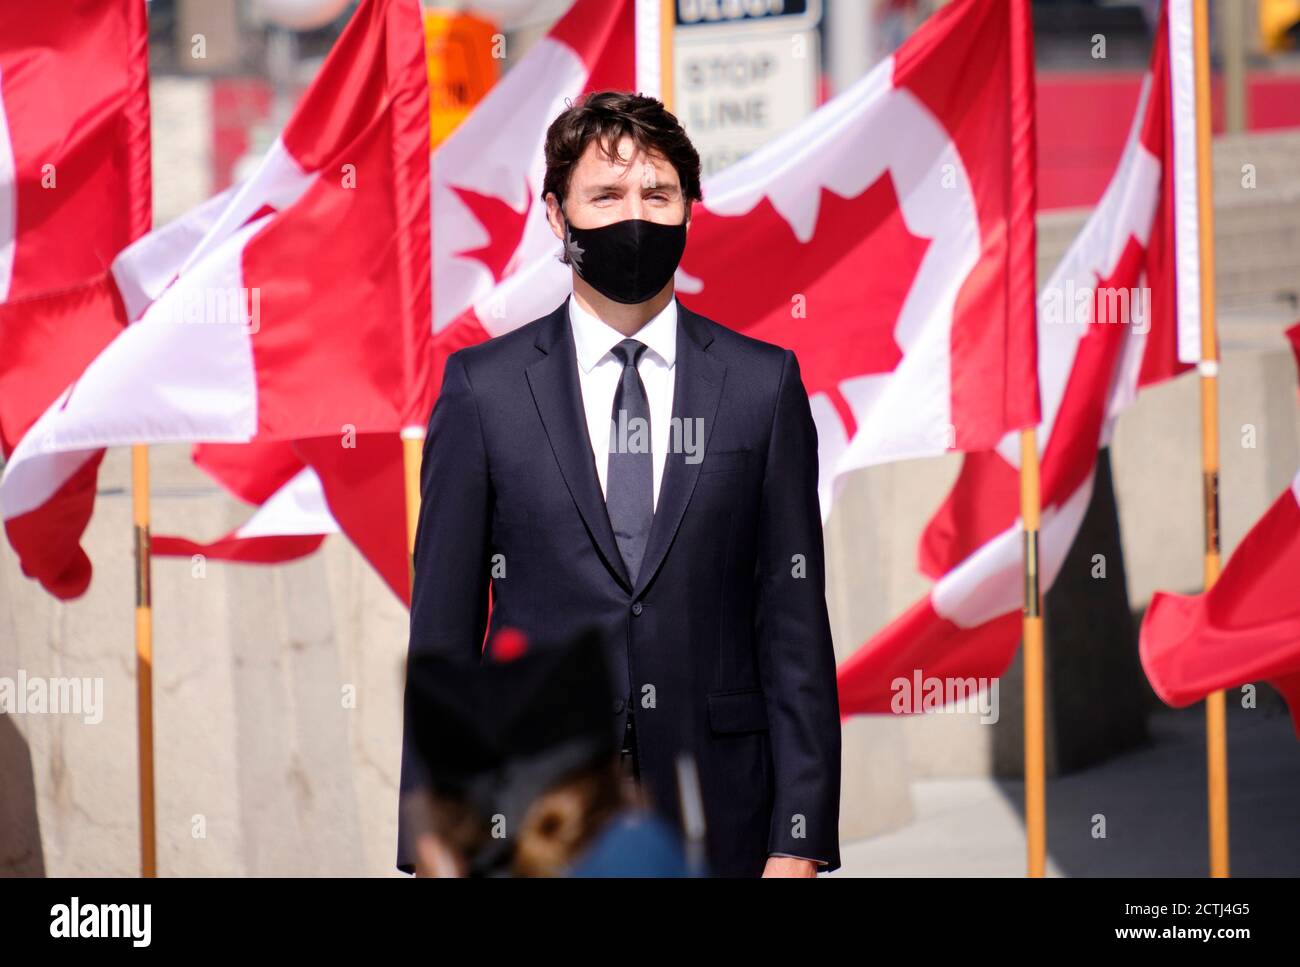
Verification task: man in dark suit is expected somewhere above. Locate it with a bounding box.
[398,91,841,877]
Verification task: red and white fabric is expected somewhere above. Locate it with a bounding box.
[0,0,431,577]
[163,0,1041,599]
[152,0,643,600]
[450,0,1040,514]
[1140,321,1300,736]
[150,440,337,569]
[5,0,1042,610]
[0,0,152,597]
[838,3,1200,715]
[322,0,1038,586]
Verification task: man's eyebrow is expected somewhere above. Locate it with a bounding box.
[581,180,681,195]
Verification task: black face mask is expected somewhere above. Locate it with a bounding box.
[561,210,688,305]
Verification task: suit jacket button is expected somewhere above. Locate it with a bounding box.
[631,602,643,616]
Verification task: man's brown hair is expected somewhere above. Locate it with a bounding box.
[542,91,702,262]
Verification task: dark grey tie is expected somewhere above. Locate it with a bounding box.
[606,338,653,584]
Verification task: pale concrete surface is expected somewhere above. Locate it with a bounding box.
[835,704,1300,877]
[824,455,961,840]
[1112,313,1300,610]
[149,78,213,224]
[0,443,412,876]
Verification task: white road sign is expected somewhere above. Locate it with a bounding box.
[675,27,820,179]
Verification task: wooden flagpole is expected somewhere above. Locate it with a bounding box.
[1020,428,1046,877]
[660,0,675,110]
[402,428,424,588]
[131,443,156,877]
[1192,0,1229,878]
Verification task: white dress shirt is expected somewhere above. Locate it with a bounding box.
[568,292,823,871]
[568,293,677,511]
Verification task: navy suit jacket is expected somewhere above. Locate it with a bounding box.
[397,295,841,876]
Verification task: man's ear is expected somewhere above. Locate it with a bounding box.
[545,192,566,241]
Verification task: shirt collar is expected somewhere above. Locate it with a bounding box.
[568,292,678,374]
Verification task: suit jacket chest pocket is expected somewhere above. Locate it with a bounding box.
[699,447,750,475]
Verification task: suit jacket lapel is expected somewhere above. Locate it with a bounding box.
[526,299,633,592]
[633,299,726,599]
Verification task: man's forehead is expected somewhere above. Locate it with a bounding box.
[573,139,678,185]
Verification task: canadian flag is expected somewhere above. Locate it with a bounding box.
[0,0,433,579]
[149,441,334,566]
[446,0,1040,500]
[158,0,1040,597]
[0,0,152,597]
[5,0,1039,606]
[152,0,644,602]
[1139,322,1300,736]
[1,0,641,603]
[837,3,1201,715]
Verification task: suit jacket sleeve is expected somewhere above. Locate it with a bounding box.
[396,351,493,872]
[754,349,842,871]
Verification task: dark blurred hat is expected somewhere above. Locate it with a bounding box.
[404,627,618,842]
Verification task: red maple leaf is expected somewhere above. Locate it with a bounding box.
[681,173,931,440]
[450,181,532,284]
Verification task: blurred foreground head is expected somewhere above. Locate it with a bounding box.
[402,629,640,877]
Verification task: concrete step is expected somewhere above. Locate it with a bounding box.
[1037,128,1300,315]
